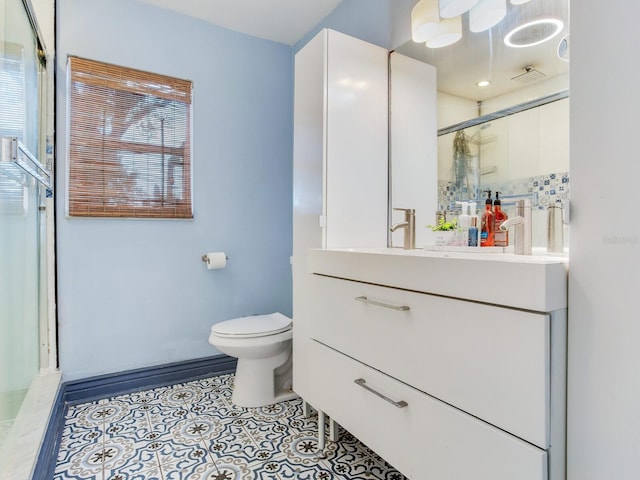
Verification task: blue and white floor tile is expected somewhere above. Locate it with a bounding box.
[54,374,406,480]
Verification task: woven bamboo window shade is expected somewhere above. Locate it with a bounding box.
[67,56,193,218]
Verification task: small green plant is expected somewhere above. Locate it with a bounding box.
[427,218,458,232]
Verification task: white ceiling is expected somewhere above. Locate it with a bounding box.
[137,0,346,45]
[137,0,569,101]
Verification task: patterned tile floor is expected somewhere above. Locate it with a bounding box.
[54,374,406,479]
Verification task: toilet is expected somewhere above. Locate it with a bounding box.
[208,312,296,408]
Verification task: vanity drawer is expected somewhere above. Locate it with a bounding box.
[305,339,548,480]
[307,273,550,448]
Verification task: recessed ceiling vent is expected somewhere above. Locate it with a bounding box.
[511,65,546,83]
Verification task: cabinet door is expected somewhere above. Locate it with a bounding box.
[325,30,388,249]
[308,273,551,449]
[305,339,548,480]
[292,30,326,401]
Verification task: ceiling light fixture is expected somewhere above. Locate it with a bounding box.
[410,0,564,50]
[477,80,491,87]
[411,0,441,42]
[426,16,463,48]
[439,0,480,18]
[469,0,507,33]
[504,18,564,48]
[557,34,569,61]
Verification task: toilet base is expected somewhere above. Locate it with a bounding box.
[231,384,298,407]
[231,349,297,408]
[272,389,299,405]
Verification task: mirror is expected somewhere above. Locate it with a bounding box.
[393,0,570,250]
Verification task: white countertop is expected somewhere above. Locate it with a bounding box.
[334,246,569,263]
[307,247,568,312]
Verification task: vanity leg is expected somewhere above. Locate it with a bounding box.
[329,418,339,442]
[302,400,312,418]
[317,410,326,453]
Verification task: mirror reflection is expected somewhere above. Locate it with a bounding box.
[397,0,569,107]
[437,93,568,247]
[394,0,569,250]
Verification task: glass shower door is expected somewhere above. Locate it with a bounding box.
[0,0,45,449]
[0,165,41,448]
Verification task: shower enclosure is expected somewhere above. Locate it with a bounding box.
[0,0,55,460]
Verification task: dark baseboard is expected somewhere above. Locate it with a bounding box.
[63,354,237,404]
[34,354,237,479]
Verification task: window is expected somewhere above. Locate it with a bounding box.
[67,56,193,218]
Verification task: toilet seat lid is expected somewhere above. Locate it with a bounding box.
[211,312,292,338]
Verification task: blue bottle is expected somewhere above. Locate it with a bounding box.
[468,216,479,247]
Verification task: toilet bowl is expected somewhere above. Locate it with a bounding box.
[208,312,297,408]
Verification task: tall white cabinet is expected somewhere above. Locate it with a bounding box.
[292,29,389,400]
[292,28,388,253]
[568,3,640,479]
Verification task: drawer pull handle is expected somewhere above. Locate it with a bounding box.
[354,296,410,311]
[354,378,408,408]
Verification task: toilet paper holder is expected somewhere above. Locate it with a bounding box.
[201,253,228,263]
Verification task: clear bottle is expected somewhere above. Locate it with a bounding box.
[480,190,495,247]
[455,202,471,247]
[493,191,509,247]
[456,201,471,229]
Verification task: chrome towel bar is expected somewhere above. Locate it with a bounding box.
[1,137,52,189]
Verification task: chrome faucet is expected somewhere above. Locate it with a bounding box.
[390,208,416,250]
[547,204,565,253]
[499,199,532,255]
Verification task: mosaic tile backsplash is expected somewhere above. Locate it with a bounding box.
[438,171,570,213]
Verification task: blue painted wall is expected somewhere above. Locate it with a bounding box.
[295,0,392,52]
[294,0,415,53]
[55,0,417,381]
[56,0,294,380]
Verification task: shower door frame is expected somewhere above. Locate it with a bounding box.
[0,0,58,476]
[21,0,57,375]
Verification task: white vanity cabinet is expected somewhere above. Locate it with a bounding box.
[296,248,567,480]
[291,26,565,480]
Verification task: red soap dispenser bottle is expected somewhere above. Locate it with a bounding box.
[493,191,509,247]
[480,190,495,247]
